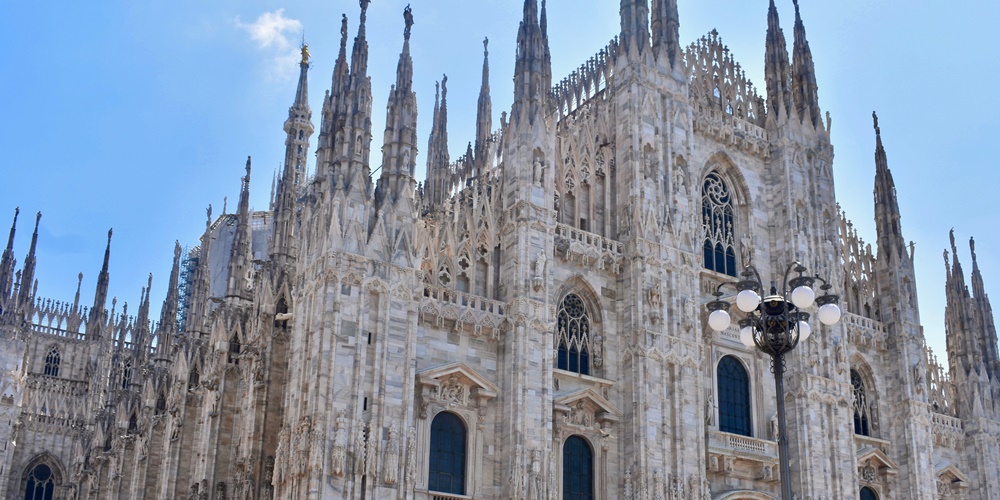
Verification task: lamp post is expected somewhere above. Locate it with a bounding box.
[705,262,842,500]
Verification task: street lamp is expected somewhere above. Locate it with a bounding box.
[705,262,841,500]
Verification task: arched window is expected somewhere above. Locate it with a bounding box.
[428,412,466,495]
[718,356,752,436]
[563,436,594,500]
[702,171,738,277]
[556,294,592,375]
[121,360,132,389]
[860,486,878,500]
[43,348,59,377]
[23,463,55,500]
[852,369,873,436]
[128,413,138,434]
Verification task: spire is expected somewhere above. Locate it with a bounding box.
[969,236,1000,378]
[274,44,314,262]
[227,157,253,300]
[16,212,41,311]
[620,0,651,57]
[764,0,792,126]
[319,14,351,164]
[157,241,182,355]
[351,0,370,80]
[89,228,113,329]
[651,0,681,68]
[872,112,906,260]
[135,273,153,335]
[474,38,493,179]
[425,78,451,209]
[374,4,419,210]
[0,207,19,302]
[790,0,821,128]
[511,0,552,126]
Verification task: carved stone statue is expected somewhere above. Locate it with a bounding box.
[770,413,779,441]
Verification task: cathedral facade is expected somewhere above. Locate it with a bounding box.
[0,1,997,499]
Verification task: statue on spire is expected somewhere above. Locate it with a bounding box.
[403,5,414,41]
[300,43,310,64]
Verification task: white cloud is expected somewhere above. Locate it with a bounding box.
[235,9,303,79]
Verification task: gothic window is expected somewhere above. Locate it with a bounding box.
[718,355,752,436]
[860,486,878,500]
[702,172,738,277]
[23,463,55,500]
[556,294,592,376]
[43,348,59,377]
[562,435,594,500]
[121,360,132,389]
[428,412,466,495]
[852,369,872,436]
[128,413,138,434]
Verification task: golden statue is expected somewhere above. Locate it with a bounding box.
[300,43,310,64]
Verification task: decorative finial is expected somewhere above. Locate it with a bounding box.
[793,0,800,15]
[360,0,370,16]
[970,236,977,263]
[403,5,413,41]
[34,211,41,228]
[484,37,489,55]
[341,14,348,42]
[300,43,310,64]
[246,155,252,177]
[107,228,113,244]
[949,228,957,253]
[872,111,880,136]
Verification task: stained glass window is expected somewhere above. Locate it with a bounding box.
[563,436,594,500]
[428,412,466,495]
[557,294,592,375]
[23,464,55,500]
[702,172,737,276]
[718,355,752,436]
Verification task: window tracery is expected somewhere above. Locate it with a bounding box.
[23,463,55,500]
[852,369,877,436]
[43,348,59,377]
[702,172,737,276]
[556,294,592,375]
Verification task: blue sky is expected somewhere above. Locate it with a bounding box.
[1,0,997,361]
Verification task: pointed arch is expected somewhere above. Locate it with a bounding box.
[555,276,604,377]
[701,152,750,277]
[43,346,60,377]
[850,356,880,437]
[20,453,65,500]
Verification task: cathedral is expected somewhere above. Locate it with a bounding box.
[1,0,998,498]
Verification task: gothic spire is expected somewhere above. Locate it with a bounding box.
[157,241,182,355]
[16,211,41,311]
[872,112,906,261]
[651,0,681,68]
[0,207,19,302]
[764,0,792,126]
[375,4,419,210]
[351,0,370,81]
[424,77,451,210]
[226,157,253,300]
[620,0,651,57]
[969,237,1000,378]
[89,228,113,329]
[474,37,493,178]
[274,45,313,262]
[791,0,821,128]
[319,14,350,163]
[511,0,551,126]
